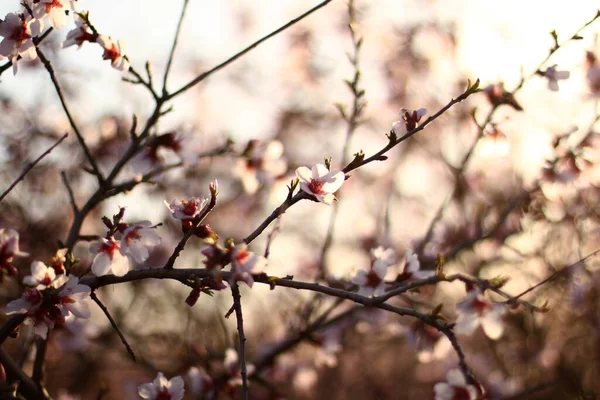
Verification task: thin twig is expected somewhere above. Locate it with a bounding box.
[0,348,47,399]
[231,284,249,400]
[167,0,333,99]
[162,0,190,94]
[90,292,136,361]
[36,47,104,184]
[31,338,47,388]
[0,133,68,203]
[61,170,79,213]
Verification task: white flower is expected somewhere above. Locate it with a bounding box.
[295,164,345,205]
[391,108,427,136]
[370,246,396,266]
[400,249,434,280]
[89,237,130,276]
[57,276,91,319]
[32,0,72,29]
[186,366,212,395]
[97,35,129,71]
[0,13,42,74]
[351,261,389,298]
[454,289,505,340]
[5,288,42,315]
[165,197,209,220]
[230,244,267,288]
[541,64,569,92]
[119,221,161,264]
[0,228,28,276]
[62,12,95,48]
[23,260,67,290]
[233,140,287,194]
[434,369,479,400]
[138,372,184,400]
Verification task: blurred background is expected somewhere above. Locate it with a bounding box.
[2,0,600,398]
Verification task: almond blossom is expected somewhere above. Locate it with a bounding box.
[351,247,395,297]
[434,369,479,400]
[5,276,91,339]
[224,348,255,387]
[229,244,267,287]
[97,35,129,71]
[0,13,42,74]
[165,197,209,221]
[540,65,569,92]
[407,320,452,364]
[62,12,96,48]
[391,108,427,136]
[23,261,66,290]
[454,289,505,340]
[186,366,212,396]
[32,0,72,29]
[295,164,345,205]
[89,237,130,276]
[397,249,434,281]
[0,228,28,277]
[138,372,184,400]
[118,221,161,264]
[233,140,287,194]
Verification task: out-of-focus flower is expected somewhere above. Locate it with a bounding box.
[391,108,427,135]
[23,261,67,290]
[0,13,42,74]
[0,228,28,277]
[89,237,130,276]
[351,247,395,297]
[131,132,196,175]
[478,126,510,157]
[138,372,184,400]
[454,289,505,339]
[397,249,434,281]
[224,348,255,387]
[233,140,287,194]
[97,35,129,71]
[49,248,68,275]
[54,314,97,351]
[165,197,209,221]
[230,244,267,287]
[434,369,478,400]
[539,64,569,91]
[32,0,72,29]
[407,320,452,363]
[586,51,600,95]
[186,366,212,396]
[63,13,96,48]
[119,221,161,264]
[483,83,523,111]
[295,164,345,205]
[314,330,342,368]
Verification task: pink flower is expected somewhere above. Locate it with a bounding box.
[295,164,345,205]
[540,64,569,92]
[230,244,267,287]
[407,321,452,364]
[223,348,255,387]
[119,221,161,264]
[391,108,427,136]
[62,12,96,48]
[23,260,66,290]
[398,249,434,281]
[434,369,479,400]
[351,247,395,297]
[57,276,91,319]
[138,372,184,400]
[0,228,28,277]
[233,140,287,194]
[97,35,129,71]
[0,13,42,74]
[32,0,72,29]
[89,237,130,276]
[454,289,505,339]
[186,366,212,396]
[165,197,209,221]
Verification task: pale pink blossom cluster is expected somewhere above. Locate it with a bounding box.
[434,369,479,400]
[89,220,161,277]
[138,372,185,400]
[351,246,396,297]
[391,108,427,136]
[0,1,130,74]
[5,254,91,339]
[233,140,288,194]
[454,288,506,340]
[0,228,28,278]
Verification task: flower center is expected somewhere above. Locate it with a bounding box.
[452,386,472,400]
[101,239,120,259]
[103,44,120,62]
[45,0,63,13]
[365,269,382,288]
[181,200,198,217]
[124,227,142,244]
[10,20,30,43]
[155,388,172,400]
[308,178,325,194]
[471,297,491,316]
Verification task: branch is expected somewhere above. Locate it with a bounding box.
[0,348,47,399]
[231,284,249,400]
[90,292,136,362]
[162,0,190,94]
[0,133,68,203]
[167,0,333,99]
[35,47,104,184]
